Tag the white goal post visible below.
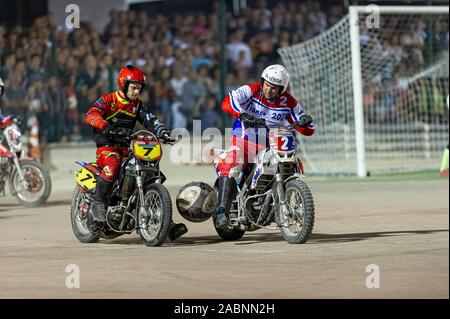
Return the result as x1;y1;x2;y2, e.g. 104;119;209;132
279;6;449;177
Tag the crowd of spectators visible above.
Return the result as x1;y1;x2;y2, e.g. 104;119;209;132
0;0;447;146
360;15;449;124
0;0;344;144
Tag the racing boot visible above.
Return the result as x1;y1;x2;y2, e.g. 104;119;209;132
213;176;237;230
91;176;114;223
168;221;188;241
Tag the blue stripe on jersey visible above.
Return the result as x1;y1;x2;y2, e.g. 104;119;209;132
291;108;304;122
229;93;241;114
91;105;105;111
291;111;298;121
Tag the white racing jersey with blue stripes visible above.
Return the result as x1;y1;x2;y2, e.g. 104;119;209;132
223;82;315;144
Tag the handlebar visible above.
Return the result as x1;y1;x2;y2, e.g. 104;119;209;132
160;136;176;145
109;129;177;145
241;118;299;132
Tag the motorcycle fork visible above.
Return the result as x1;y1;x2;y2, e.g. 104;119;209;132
11;156;27;194
274;173;290;227
134;162;149;228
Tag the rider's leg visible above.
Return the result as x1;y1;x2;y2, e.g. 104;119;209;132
91;175;115;222
91;148;121;222
213;175;238;229
213;136;267;229
213;137;241;229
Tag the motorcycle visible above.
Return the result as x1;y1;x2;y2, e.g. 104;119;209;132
212;123;315;244
0;116;52;207
70;129;176;246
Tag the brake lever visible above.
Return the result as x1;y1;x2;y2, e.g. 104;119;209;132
162;138;176;145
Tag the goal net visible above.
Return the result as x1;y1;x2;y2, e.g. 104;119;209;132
278;6;449;176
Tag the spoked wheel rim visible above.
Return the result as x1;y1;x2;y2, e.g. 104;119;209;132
139;190;163;242
13;165;45;203
283;188;305;236
74;192;91;235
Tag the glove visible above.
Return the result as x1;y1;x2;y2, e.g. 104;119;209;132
296;114;313;128
0;77;4;97
239;113;257;127
159;130;172;143
103;124;132;140
254;118;267;128
102;124;114;138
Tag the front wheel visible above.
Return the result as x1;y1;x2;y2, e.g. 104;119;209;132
138;183;172;247
278;179;315;244
9;160;52;207
70;186;99;243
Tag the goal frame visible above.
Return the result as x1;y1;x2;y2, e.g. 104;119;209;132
349;5;449;177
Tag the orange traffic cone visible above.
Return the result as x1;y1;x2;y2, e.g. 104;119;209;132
28;119;41;160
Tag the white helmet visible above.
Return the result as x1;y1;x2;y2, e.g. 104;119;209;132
261;64;290;94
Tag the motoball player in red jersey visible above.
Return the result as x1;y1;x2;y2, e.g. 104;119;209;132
213;64;316;229
85;65;188;241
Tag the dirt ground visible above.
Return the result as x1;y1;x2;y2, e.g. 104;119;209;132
0;174;448;299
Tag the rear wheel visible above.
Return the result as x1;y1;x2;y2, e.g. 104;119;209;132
278;179;315;244
138;183;172;247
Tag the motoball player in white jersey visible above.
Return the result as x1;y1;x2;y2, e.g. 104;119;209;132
213;64;316;229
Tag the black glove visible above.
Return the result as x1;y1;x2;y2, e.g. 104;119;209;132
159;130;173;144
102;124;114;138
240;113;257;127
103;124;132;141
254;118;267;128
296;114;313;128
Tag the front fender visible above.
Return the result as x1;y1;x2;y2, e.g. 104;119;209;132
19;157;39;163
143;174;166;189
284;174;303;184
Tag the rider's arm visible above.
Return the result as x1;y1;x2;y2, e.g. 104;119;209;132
137;103;168;137
294;122;315;136
85;95;110;130
221;83;259;118
286;102;315;136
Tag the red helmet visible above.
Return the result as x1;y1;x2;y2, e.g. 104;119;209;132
117;65;147;95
